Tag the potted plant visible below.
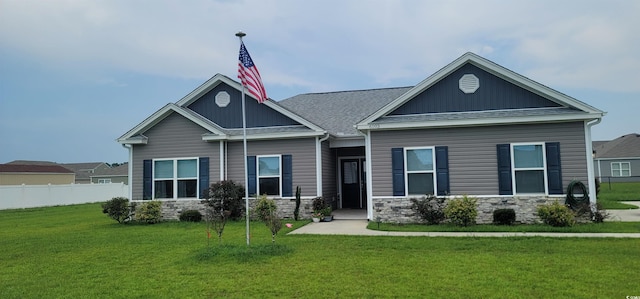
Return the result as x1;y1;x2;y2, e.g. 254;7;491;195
311;211;323;223
321;206;333;222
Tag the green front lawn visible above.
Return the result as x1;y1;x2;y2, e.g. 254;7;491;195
598;181;640;209
1;203;639;298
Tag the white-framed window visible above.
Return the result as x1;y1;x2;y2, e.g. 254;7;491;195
404;147;436;195
511;143;547;194
98;178;112;184
611;162;631;177
257;155;281;196
153;158;198;199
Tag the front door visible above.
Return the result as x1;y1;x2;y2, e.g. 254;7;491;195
341;158;366;209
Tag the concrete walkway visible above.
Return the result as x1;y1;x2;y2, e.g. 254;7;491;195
288;202;640;238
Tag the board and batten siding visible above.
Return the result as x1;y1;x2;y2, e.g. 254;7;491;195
321;141;337;202
131;113;220;200
226;138;317;197
370;121;588;196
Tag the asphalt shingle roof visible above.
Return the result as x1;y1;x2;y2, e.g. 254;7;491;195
278;87;412;136
593;133;640;158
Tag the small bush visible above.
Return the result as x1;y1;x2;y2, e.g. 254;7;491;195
537;201;576;227
179;210;202;222
136;201;162;224
101;197;131;223
444;195;478;226
254;195;278;221
493;208;516;225
591;203;609;223
410;195;446;224
312;197;327;213
202;181;245;220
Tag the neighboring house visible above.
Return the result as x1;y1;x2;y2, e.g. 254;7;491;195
90;163;129;184
60;162;111;184
7;160;112;184
0;164;75;185
593;133;640;182
118;52;604;223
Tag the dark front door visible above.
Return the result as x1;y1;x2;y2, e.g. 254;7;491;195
341;158;366;209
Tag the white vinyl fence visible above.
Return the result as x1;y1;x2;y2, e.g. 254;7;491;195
0;183;129;210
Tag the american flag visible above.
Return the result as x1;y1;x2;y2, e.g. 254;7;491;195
238;42;267;103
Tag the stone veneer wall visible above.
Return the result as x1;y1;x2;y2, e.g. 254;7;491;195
132;198;317;221
372;196;566;224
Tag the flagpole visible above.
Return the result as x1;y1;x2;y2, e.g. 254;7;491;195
236;31;250;246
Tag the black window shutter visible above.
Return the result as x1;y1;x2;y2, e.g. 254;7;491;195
247;156;256;196
545;142;563;194
391;148;405;196
198;157;209;199
143;159;152;200
496;144;513;195
282;154;293;197
435;146;450;196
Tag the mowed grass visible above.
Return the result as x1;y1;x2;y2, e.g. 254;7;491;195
598;181;640;209
1;203;640;298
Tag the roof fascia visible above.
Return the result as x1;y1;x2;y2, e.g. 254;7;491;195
357;113;602;131
202;130;325;142
358;52;604;126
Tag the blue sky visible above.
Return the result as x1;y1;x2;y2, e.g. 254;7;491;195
1;0;639;164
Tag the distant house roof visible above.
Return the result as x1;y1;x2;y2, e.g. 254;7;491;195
6;160;109;182
593;133;640;159
91;163;128;178
0;164;75;174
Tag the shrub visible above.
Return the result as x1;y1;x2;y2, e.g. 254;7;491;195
493;208;516;225
136;201;162;224
312;197;328;215
254;195;282;243
294;186;301;221
101;197;131;223
202;180;245;220
254;195;278;221
410;195;446;224
537;201;576;227
179;210;202;222
444;195;478;226
591;203;609;223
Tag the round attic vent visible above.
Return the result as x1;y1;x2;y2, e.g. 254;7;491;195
215;91;230;108
459;74;479;94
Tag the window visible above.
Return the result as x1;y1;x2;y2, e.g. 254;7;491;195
512;144;547;194
153;158;198;199
405;148;436;195
258;155;281;196
98;178;112;184
611;162;631;177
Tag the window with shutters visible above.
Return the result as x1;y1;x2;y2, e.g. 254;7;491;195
257;155;281;196
511;143;547;194
404;147;436;195
153;158;198;199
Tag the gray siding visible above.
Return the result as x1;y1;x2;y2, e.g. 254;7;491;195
389;63;561;115
321;142;337;202
226;138;317;197
187;82;300;128
370;121;588;196
595;158;640;182
131;112;220;200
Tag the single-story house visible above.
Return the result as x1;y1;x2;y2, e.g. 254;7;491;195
7;160;111;184
0;164;76;185
593;133;640;183
90;163;129;184
118;52;604;223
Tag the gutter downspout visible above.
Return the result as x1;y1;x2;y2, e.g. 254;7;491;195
122;144;133;200
315;133;330;197
585;118;602;206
